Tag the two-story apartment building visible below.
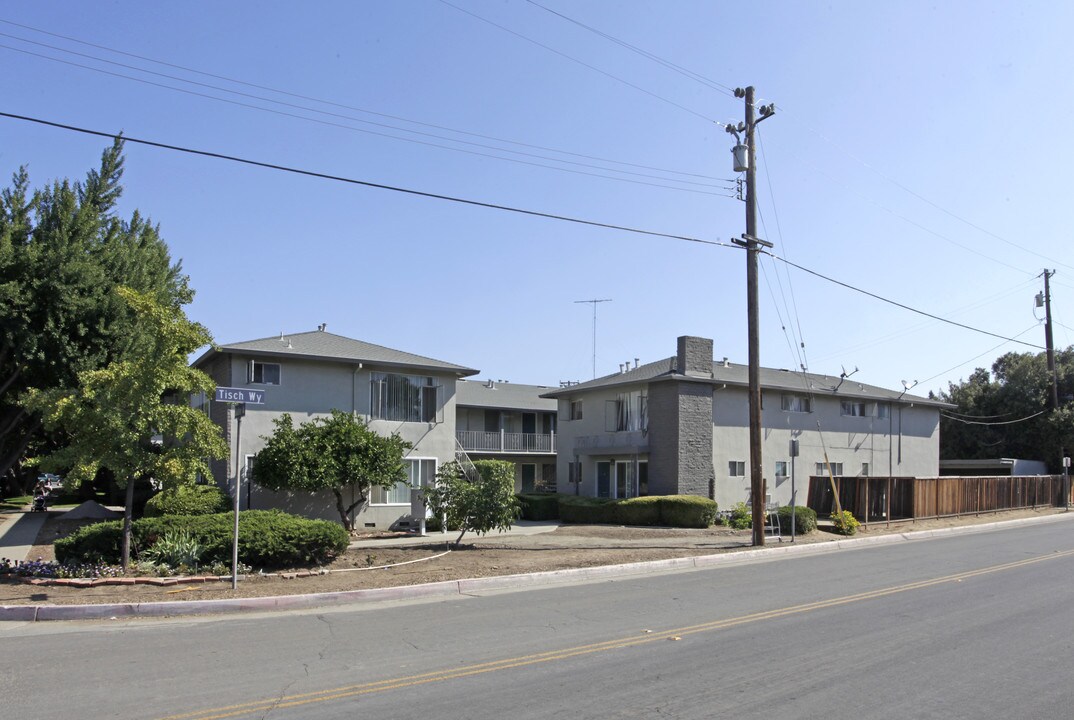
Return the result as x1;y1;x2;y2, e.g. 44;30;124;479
455;379;558;493
543;336;950;510
192;328;478;530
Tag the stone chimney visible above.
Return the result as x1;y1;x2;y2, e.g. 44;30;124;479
676;336;713;378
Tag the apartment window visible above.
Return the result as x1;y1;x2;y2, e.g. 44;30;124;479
775;461;789;478
608;391;647;432
781;394;812;413
569;399;584;421
877;403;890;419
840;401;866;417
248;361;281;385
861;462;871;476
370;458;436;505
729;461;746;477
815;461;844;476
370;373;442;423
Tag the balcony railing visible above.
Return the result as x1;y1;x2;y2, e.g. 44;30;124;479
456;430;556;454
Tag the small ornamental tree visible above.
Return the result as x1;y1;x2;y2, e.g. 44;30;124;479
424;459;521;547
23;287;228;569
252;410;411;531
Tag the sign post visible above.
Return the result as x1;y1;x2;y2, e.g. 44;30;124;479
214;387;266;590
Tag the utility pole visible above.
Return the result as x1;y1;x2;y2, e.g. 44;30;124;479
1042;270;1058;410
575;298;612;379
728;87;776;546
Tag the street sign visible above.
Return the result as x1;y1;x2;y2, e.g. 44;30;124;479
214;387;266;404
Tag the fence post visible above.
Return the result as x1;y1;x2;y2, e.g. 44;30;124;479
886;476;892;528
864;477;870;529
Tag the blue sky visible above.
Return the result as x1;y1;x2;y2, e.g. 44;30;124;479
2;1;1071;395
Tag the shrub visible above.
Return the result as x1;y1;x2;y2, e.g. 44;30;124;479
777;505;817;534
557;496;616;524
141;529;203;570
728;502;752;530
56;510;349;568
558;495;716;528
830;509;860;536
517;493;561;521
143;484;229;518
658;496;717;528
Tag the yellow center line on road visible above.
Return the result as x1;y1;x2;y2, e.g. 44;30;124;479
157;547;1074;720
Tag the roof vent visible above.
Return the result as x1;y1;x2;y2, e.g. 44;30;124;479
486;379;495;389
317;323;327;332
634;357;639;369
286;339;293;349
722;357;730;367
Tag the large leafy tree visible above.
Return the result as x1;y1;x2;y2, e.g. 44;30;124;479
253;410;411;531
938;347;1074;470
24;287;228;569
0;140;189;491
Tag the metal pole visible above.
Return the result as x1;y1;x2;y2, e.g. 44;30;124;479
231;403;244;590
574;299;612;380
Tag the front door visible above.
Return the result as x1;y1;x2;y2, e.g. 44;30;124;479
597;461;611;498
522;413;536;434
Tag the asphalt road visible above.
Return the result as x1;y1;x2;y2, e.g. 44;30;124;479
4;519;1074;720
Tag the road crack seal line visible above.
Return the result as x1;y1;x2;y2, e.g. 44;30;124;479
155;547;1074;720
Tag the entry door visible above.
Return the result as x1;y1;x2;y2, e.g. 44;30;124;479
597;462;611;498
522;413;536;434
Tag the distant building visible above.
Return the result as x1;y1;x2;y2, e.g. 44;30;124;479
543;336;950;510
455;379;558;493
939;458;1048;476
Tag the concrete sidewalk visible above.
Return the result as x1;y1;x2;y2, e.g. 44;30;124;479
0;510;49;563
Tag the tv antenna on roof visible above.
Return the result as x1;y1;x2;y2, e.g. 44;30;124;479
574;298;612;380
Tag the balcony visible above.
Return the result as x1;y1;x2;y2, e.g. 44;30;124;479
572;431;649;455
456;430;556;454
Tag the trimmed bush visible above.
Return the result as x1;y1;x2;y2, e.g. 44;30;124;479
143;484;229;518
55;510;349;568
777;505;817;534
517;493;561;521
657;496;717;528
557;495;717;528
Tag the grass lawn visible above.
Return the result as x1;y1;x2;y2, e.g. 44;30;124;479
1;495;32;512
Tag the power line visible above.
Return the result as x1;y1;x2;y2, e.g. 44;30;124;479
0;110;737;250
437;0;726;127
941;411;1047;426
765;250;1046;350
0;18;728;185
0;43;735;198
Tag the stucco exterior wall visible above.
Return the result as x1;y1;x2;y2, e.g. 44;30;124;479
215;354;461;530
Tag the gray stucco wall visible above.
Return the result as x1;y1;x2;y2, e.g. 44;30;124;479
213;353;461;530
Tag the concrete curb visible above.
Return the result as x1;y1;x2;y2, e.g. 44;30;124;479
3;512;1071;622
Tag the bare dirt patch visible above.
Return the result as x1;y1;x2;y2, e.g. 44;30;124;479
1;508;1065;607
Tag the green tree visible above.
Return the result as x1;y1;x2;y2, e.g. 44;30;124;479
23;287;227;569
424;459;521;547
939;348;1074;470
252;410;411;531
0;140;189;491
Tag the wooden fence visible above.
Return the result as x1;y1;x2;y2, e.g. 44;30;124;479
806;475;1072;527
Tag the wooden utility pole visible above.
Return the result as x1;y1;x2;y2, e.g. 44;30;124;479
1043;270;1058;410
729;87;775;546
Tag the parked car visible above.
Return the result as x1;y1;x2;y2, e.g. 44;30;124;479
38;474;63;494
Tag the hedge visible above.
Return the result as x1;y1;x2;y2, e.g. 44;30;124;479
143;484;230;518
557;495;716;528
776;505;817;534
516;493;561;520
55;510;349;568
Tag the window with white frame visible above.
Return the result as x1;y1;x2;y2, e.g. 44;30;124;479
781;394;812;413
370;373;441;423
775;461;789;478
370;458;436;505
729;460;746;477
877;403;890;419
840;401;866;417
608;390;647;432
248;361;281;385
815;461;844;476
569;399;583;421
